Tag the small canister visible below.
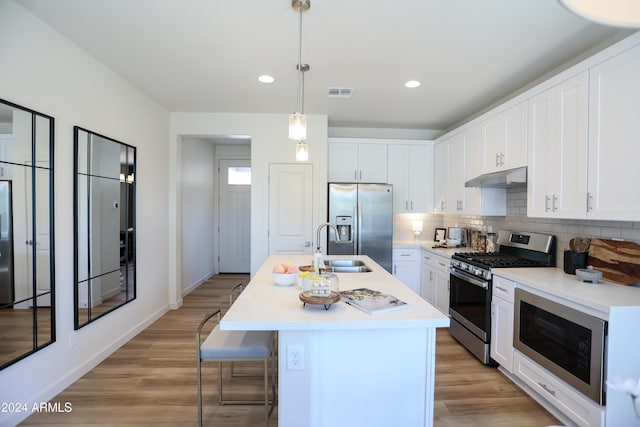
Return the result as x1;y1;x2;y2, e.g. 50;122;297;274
486;232;496;253
477;235;486;253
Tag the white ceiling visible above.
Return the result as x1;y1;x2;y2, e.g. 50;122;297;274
16;0;634;134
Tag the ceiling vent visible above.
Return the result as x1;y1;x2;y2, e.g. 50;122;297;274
327;87;353;98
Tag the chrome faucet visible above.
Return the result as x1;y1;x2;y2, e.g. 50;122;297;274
314;222;341;270
316;222;341;253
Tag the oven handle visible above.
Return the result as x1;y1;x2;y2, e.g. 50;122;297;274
449;268;489;289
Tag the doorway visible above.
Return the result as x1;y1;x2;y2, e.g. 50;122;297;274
218;159;251;273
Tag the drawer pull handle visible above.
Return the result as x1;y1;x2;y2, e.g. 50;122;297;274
538;382;556;397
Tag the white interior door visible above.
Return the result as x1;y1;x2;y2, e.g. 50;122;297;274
218;159;251;273
268;163;313;255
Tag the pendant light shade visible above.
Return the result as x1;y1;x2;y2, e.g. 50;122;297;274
559;0;640;27
289;112;307;141
296;140;309;161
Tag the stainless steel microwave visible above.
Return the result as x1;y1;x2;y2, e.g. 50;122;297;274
514;288;607;404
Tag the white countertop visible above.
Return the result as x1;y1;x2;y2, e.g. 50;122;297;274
394;240;473;258
493;267;640;318
220;254;450;331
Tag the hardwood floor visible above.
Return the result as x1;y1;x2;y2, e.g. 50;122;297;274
21;274;559;427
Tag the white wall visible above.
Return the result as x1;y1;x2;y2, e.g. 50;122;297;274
169;113;328;307
180;139;217;294
0;3;170;425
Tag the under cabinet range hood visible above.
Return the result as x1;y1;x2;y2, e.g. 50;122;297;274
465;166;527;189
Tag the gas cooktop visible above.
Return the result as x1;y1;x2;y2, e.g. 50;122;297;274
450;230;556;279
451;252;548;269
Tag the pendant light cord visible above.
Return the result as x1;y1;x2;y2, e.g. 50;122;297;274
296;1;304;114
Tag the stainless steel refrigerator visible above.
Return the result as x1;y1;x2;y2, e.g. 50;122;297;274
327;183;393;273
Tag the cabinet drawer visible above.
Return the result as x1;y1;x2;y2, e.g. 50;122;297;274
432;255;450;272
492;275;515;303
393;248;419;262
513;351;604;427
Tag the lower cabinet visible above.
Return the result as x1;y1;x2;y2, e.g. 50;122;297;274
490;275;515;372
392;248;420;294
513;351;604;427
420;250;450;315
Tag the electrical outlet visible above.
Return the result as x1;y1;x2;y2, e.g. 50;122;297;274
287;344;304;370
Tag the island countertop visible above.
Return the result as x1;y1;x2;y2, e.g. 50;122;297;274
220;254;449;331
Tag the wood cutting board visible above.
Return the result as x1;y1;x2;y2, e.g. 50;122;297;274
586;239;640;285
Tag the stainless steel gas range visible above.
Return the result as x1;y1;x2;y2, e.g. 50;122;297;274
448;230;556;365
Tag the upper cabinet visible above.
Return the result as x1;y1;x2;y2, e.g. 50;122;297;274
328;140;387;183
587;43;640;221
434;141;448;213
387;143;434;213
527;42;640;221
435;127;506;216
481;101;527;174
527;72;589;218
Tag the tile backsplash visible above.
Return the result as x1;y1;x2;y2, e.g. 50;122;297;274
395;188;640;270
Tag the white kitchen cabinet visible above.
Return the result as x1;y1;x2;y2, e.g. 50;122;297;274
387;143;434;213
587;43;640;221
527;72;589;219
433;141;448;213
420;251;435;304
490;275;515;373
420;250;449;315
328;140;387;183
433;257;450;316
436;129;506;216
445;133;466;213
481;101;527;174
392;248;420;294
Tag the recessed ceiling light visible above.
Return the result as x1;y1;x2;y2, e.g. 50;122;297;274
404;80;421;88
258;75;275;84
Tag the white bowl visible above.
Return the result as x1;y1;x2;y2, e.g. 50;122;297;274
272;272;297;286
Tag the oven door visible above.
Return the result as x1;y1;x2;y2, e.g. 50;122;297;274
449;267;491;342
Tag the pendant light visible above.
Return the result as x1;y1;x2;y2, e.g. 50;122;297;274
558;0;640;27
290;0;310;161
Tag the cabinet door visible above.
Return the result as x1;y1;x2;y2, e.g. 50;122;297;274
393;262;419;293
393;248;420;293
328;143;359;182
481;113;506;173
434;141;448;213
503;101;527;170
490;297;514;372
387;144;410;212
420;252;435;303
588;44;640;221
446;133;465;213
527;87;555;217
481;102;526;173
554;73;589;218
358;143;388;183
433;267;450;315
528;73;589;219
407;144;433;212
433;257;450;315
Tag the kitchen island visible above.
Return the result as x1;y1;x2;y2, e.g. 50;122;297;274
221;254;449;427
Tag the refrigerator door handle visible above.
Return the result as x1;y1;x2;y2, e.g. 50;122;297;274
356;202;362;255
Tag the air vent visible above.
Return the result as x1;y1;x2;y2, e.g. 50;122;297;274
327;87;353;98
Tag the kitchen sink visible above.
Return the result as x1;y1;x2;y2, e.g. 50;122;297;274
321;259;371;273
323;259;367;267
